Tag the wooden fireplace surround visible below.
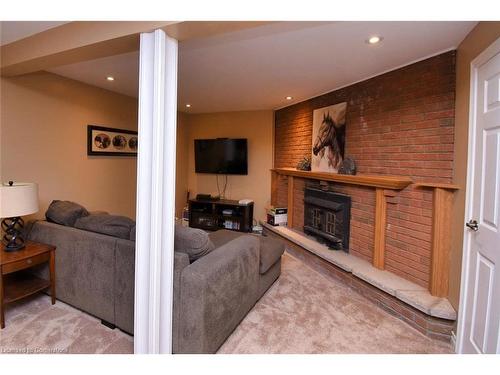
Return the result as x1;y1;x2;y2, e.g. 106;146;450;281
271;167;459;297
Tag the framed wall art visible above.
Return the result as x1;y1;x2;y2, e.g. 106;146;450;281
311;102;347;172
87;125;138;156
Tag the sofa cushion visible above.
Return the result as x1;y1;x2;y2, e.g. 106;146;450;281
175;224;215;262
130;225;136;241
209;230;284;274
208;229;243;249
74;214;135;240
259;236;285;274
46;200;89;227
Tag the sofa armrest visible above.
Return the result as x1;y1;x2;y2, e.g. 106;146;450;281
28;220;116;323
172;251;190;351
176;235;260;353
114;238;136;334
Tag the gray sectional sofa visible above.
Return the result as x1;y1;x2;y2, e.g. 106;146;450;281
27;201;284;353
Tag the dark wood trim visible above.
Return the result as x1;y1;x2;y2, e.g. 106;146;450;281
2;252;50;275
3;274;51;304
0;241;55;265
0;241;56;329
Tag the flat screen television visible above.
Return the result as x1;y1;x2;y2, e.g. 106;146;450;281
194;138;248;175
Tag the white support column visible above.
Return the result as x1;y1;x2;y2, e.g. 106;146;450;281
134;29;178;354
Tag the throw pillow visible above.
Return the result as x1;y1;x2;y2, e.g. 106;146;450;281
74;214;135;240
174;224;215;262
45;200;89;227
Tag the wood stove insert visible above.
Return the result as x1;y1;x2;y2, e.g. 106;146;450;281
303;187;351;252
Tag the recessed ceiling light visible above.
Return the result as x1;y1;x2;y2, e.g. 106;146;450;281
185;104;191;108
366;36;382;45
106;76;115;81
285;96;293;100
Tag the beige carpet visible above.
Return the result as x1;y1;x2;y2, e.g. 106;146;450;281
218;253;453;354
1;253;452;354
0;295;133;354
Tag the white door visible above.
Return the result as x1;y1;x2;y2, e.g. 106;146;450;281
458;38;500;354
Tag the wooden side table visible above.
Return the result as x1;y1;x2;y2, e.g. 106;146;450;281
0;241;56;329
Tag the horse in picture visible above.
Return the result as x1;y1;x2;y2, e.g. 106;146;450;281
311;102;347;172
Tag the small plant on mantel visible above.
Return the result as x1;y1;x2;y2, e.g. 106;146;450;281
296;156;311;171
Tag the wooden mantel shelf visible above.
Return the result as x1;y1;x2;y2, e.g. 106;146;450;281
272;168;413;190
414;182;460;190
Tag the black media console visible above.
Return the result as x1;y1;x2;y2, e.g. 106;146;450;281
188;198;254;233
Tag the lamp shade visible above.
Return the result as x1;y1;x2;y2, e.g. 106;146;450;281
0;182;39;218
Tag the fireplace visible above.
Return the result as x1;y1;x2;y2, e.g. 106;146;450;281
303;187;351;252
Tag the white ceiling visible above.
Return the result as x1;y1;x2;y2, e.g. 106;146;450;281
49;51;140;97
45;21;477;113
0;21;69;46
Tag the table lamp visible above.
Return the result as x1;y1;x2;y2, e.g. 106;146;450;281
0;181;39;251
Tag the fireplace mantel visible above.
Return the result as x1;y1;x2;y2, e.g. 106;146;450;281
271;167;458;298
271;167;413;278
271;168;413;190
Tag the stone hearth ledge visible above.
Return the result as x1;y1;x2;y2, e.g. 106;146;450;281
261;222;456;320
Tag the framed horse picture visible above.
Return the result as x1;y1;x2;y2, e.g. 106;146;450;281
311;102;347;172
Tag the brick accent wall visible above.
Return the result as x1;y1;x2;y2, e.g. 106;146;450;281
273;51;456;288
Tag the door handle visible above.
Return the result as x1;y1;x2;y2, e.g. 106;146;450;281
466;219;479;231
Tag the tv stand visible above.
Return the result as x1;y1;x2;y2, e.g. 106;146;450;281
188;198;254;233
